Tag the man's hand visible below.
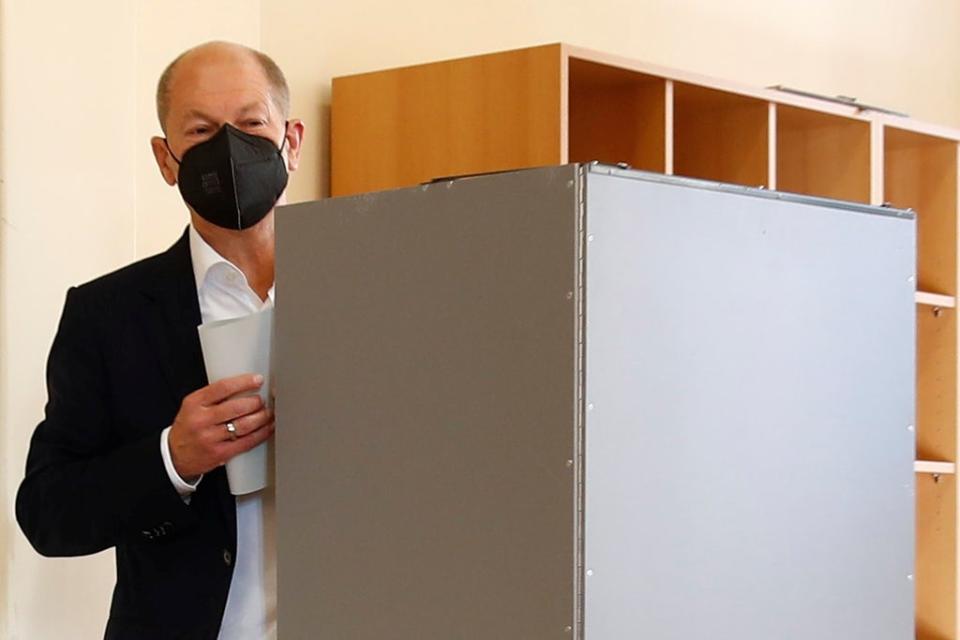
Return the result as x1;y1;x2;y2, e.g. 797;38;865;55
169;374;275;480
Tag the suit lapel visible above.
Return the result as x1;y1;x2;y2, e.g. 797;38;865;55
140;227;206;400
140;227;237;540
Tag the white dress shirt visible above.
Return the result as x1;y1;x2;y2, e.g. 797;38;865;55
159;224;276;639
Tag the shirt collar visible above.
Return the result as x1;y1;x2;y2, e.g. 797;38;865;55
187;225;276;302
188;224;229;292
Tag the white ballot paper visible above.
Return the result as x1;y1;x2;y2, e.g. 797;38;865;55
197;307;274;496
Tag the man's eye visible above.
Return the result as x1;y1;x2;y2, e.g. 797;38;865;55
244;120;265;128
190;127;210;136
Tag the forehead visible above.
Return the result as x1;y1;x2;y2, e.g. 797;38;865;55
167;50;274;120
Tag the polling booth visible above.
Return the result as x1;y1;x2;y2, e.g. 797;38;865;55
273;163;916;639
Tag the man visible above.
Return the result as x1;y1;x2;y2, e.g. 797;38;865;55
16;41;304;639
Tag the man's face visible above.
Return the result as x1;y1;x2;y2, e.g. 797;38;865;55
151;46;302;200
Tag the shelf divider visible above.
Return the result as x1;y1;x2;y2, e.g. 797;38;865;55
916;460;958;475
916;292;957;308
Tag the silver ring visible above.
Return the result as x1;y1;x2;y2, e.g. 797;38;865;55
225;421;238;441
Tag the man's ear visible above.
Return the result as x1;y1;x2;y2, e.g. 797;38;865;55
150;136;179;186
283;120;305;172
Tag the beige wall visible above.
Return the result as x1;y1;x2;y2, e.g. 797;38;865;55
0;2;260;638
1;3;137;638
2;0;958;637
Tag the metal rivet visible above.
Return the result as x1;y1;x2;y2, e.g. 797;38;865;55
907;275;916;284
566;291;574;300
223;550;233;566
566;459;574;468
907;425;915;433
566;180;575;189
587;403;594;411
564;626;573;633
586;569;594;577
587;234;595;243
907;574;914;582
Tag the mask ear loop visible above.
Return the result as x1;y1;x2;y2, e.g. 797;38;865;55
278;120;289;154
163;139;182;165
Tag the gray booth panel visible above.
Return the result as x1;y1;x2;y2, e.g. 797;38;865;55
275;166;582;639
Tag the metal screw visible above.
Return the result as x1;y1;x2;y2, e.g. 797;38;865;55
587;403;595;411
567;180;575;189
587;234;595;243
566;459;574;468
564;626;573;634
907;275;916;284
907;425;915;433
907;574;914;582
586;569;594;577
566;291;574;300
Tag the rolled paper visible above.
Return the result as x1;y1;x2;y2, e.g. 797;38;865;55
198;306;274;495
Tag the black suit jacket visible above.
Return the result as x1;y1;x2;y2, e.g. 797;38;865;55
16;228;236;639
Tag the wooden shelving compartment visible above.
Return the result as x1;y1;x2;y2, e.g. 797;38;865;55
916;304;957;469
892;126;960;639
918;473;958;640
568;58;666;172
916;303;959;639
885;127;959;296
331;44;564;196
776;105;871;203
673;83;770;187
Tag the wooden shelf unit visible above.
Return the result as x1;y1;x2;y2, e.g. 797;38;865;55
918;473;957;640
331;43;960;639
776;105;872;203
917;303;957;475
568;58;667;173
916;461;958;475
673;83;770;187
917;292;957;309
885;127;959;295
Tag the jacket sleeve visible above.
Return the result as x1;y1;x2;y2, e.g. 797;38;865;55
16;286;196;557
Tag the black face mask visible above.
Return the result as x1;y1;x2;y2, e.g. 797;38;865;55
166;123;289;230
